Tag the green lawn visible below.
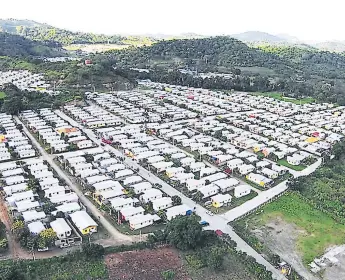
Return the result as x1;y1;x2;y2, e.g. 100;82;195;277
259;193;345;263
0;92;6;99
252;92;315;104
277;159;306;171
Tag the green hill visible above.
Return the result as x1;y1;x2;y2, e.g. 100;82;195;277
0;32;63;57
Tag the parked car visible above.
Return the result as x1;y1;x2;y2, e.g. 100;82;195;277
199;220;210;227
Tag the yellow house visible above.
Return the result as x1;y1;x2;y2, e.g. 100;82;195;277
305;137;319;143
70;211;98;235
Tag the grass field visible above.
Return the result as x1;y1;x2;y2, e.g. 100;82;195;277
277;159;306;171
252;92;315;104
256;193;345;263
0;92;6;99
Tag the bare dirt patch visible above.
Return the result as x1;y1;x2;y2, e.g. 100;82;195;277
253;217;320;280
105;247;191;280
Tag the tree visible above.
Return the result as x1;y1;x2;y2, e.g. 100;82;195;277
165;215;203;250
84;154;94;163
171;195;182;206
206;246;226;270
55;211;65;218
39;228;57;248
82;243;105;259
16;124;23;131
194;191;203;202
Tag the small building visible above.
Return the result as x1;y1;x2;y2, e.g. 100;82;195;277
70;211;98;235
120;206;145;221
140;189;163;203
211;193;232;208
166;204;192;221
22;210;46;223
198;184;219;198
246;173;273;187
166;167;184;178
28;221;45;235
234;185;251;198
213;178;239;193
129;214;160;230
50;218;72;239
238;164;255;175
152;197;173;211
132;182;152;194
110;197;135;211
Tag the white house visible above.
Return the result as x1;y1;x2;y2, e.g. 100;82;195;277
132;182;152;194
213;178;239;193
140;189;163;203
120;206;145;221
234;185;251;198
28;221;45;235
129;214;160;230
166;204;192;221
50;218;72;239
110;197;135;211
198;184;219;198
238;164;255;175
152;197;173;211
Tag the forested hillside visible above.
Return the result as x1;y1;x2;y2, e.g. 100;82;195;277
0;33;63;57
104;36;345;104
112;37;284;70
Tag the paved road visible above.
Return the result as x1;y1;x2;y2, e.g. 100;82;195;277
15;116;134;244
54;110;286;280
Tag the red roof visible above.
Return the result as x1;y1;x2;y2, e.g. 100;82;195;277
215;229;223;236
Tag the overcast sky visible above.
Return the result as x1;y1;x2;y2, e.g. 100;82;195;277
0;0;343;42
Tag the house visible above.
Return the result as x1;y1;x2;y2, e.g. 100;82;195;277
189;162;205;172
234;185;251;198
287;154;304;166
152;197;173;211
166;167;184;178
2;168;23;178
198;184;219;198
140;189;163;203
120;206;145;221
129;214;160;230
52;202;81;215
201;172;227;183
211;193;232;208
7;190;34;204
186;179;205;192
213;178;239;193
50;193;79;205
261;168;279;179
246;173;273;187
172;172;194;184
22;210;46;223
132;182;152;194
180;157;196;167
51;218;72;239
238;164;255;175
16;200;40;212
114;169;134;179
44;186;66;198
70;211;98;235
28;221;45;235
3;183;28;196
271;164;287;175
166;204;192;221
39;178;59;190
110;197;135;211
5;175;25;186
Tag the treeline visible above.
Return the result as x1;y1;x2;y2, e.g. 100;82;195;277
117;68;345;105
0;33;63;57
288;142;345;224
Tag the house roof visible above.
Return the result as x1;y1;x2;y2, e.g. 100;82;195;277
50;218;71;235
70;211;97;230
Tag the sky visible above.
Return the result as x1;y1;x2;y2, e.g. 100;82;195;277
0;0;344;42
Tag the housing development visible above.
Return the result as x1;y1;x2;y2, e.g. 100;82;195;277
2;76;344;279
